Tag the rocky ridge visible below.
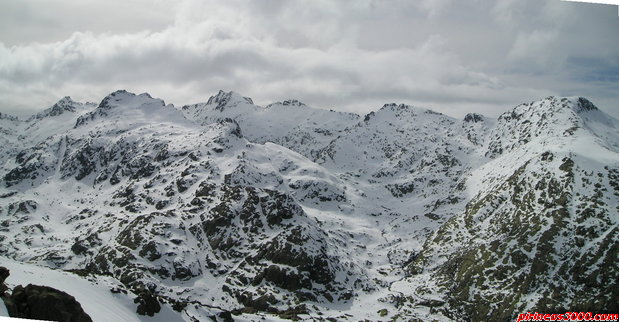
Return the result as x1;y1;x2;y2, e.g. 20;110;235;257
0;91;617;321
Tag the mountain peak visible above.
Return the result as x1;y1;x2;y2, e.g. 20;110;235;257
98;90;135;109
75;90;173;128
266;99;307;109
377;102;443;118
217;117;243;138
96;90;166;110
464;113;484;123
50;96;77;112
380;102;400;110
573;97;598;113
57;96;75;104
280;99;306;107
0;112;19;122
206;90;254;111
502;96;601;124
28;96;81;121
486;95;617;159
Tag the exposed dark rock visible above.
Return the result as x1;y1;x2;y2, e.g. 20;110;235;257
278;304;309;320
207;90;253;111
577;97;597;112
209;310;234;322
0;192;18;198
463;113;484;123
0;112;19;121
6;284;92;322
71;242;89;255
252;265;311;291
139;241;161;261
8;200;38;215
252;226;336;289
363;111;375;122
71;233;101;256
133;288;161;316
0;266;9;294
386;182;415;197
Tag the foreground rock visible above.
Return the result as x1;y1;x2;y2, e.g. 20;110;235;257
0;267;92;322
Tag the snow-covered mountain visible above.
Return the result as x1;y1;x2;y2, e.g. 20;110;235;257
0;91;617;321
181;90;360;161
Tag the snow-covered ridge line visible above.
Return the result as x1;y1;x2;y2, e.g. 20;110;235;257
3;89;611;129
0;89;617;321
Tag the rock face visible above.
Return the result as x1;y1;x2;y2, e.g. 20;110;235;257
0;267;10;295
8;284;93;322
398;97;619;320
133;287;161;316
463;112;484;123
406;155;618;320
0;91;617;321
0;267;92;322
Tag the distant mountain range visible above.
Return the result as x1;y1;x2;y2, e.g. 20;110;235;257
1;90;617;321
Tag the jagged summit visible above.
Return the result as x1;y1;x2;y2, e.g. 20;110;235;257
97;90;165;110
493;96;607;131
377;102;444;117
574;96;598;112
206;90;254;111
266;99;307;108
75;90;181;128
217;117;244;138
0;112;19;122
507;96;599;119
464;113;484;123
28;96;81;121
358;103;450;129
57;96;76;104
363;111;375;122
485;95;619;161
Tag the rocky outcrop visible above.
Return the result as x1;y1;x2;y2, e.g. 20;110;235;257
0;267;92;322
133;287;161;316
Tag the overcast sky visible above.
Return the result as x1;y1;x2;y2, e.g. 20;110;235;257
0;0;618;119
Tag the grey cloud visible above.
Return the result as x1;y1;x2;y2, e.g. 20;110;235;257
0;0;617;119
0;0;176;46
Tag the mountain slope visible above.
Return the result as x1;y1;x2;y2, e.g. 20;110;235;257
400;96;619;320
1;90;374;320
182;90;360;161
0;112;21;170
0;97;97;175
1;92;617;321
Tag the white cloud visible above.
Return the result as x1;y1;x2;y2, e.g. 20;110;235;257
0;0;617;119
